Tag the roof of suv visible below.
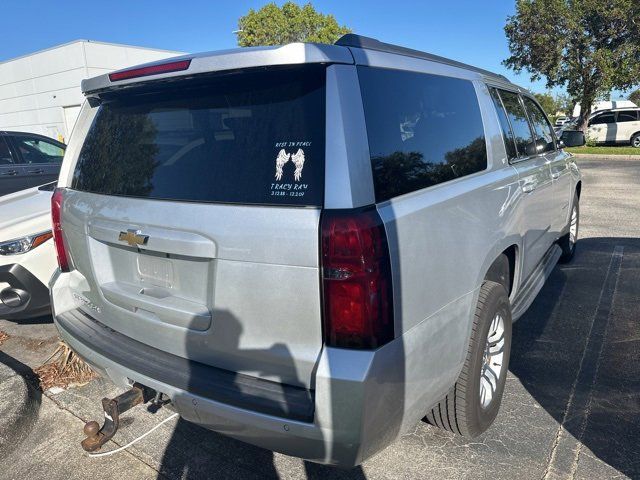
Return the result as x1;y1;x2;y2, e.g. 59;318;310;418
81;34;515;95
593;107;640;113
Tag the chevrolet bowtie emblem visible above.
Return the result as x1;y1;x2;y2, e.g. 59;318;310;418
118;229;149;247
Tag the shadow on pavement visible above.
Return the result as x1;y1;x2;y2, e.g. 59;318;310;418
510;237;640;478
159;419;366;480
1;313;54;326
0;350;42;458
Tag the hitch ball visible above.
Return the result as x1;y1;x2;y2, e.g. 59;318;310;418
84;421;100;438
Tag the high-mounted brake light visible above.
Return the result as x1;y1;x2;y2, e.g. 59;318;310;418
109;59;192;82
321;207;394;349
51;188;70;272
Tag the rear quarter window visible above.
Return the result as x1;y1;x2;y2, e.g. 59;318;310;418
357;67;487;202
72;65;326;206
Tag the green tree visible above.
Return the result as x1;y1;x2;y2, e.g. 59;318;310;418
533;92;558;117
74;109;159;197
504;0;640;132
629;89;640;106
554;93;574;116
237;2;351;47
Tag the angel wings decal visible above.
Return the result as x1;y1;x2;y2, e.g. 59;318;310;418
275;149;290;181
274;148;305;181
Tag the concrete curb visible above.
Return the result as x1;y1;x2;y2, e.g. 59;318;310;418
0;353;42;458
571;153;640;161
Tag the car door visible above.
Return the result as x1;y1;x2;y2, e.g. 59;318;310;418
496;89;556;281
615;110;640;144
7;133;65;187
587;112;615;143
521;96;572;238
0;134;29;196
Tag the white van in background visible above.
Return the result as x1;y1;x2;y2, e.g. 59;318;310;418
587;108;640;147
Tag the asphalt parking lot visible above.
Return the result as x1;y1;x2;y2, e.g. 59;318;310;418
0;157;638;480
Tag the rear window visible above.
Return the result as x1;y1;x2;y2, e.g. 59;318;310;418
357;66;487;202
72;66;326;206
617;110;639;122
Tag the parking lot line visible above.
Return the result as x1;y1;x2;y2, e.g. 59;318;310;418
543;246;624;480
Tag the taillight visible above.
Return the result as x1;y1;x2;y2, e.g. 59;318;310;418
108;59;191;82
321;207;394;349
51;188;70;272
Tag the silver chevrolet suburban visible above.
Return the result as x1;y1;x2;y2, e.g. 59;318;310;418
50;34;584;466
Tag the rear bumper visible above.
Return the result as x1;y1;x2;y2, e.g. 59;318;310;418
0;264;50;319
51;269;473;466
53;307;420;466
56;309;315;422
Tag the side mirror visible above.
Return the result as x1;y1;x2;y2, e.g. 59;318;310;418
524;141;538;157
560;130;585;148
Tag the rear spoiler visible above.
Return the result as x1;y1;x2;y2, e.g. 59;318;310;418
81;43;354;95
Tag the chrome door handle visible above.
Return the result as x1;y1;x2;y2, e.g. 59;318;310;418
0;169;18;176
27;168;44;174
551;172;561;179
522;183;536;193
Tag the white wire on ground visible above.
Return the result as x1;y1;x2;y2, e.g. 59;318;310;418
87;412;180;458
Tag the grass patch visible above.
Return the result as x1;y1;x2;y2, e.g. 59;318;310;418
565;146;640;155
35;340;97;391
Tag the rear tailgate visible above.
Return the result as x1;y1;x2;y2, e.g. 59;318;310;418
59;65;326;390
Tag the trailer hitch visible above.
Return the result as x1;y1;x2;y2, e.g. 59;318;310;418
81;383;155;452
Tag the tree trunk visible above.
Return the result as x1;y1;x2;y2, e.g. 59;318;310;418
578;91;595;134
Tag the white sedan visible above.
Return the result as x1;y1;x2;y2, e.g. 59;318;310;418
0;182;56;319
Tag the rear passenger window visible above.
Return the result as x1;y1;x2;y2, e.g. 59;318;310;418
0;137;13;165
617;111;639;122
357;67;487;202
489;88;517;161
498;90;536;158
12;135;65;164
590;113;615;125
522;97;556;154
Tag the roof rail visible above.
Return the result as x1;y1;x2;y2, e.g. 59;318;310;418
335;34;509;82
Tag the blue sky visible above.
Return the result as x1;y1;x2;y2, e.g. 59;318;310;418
0;0;630;99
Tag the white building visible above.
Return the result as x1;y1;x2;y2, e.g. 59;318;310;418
0;40;184;143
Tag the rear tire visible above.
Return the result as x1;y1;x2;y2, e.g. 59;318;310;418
559;192;579;263
484;254;510;294
631;133;640;148
424;281;512;437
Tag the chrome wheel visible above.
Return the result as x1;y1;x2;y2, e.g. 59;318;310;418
569;205;578;248
633;136;640;148
479;313;505;408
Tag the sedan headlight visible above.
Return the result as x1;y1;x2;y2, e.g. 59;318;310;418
0;231;53;256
